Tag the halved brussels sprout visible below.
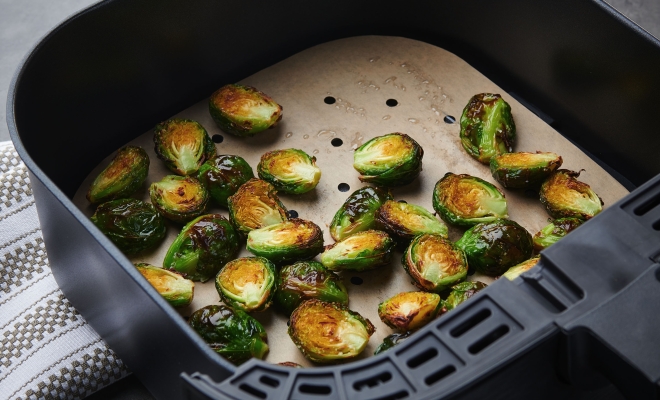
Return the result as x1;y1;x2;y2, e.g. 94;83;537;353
209;84;282;137
87;146;149;204
228;178;288;235
353;133;424;187
154;119;216;176
247;218;324;264
258;148;322;195
378;292;443;332
432;173;508;227
320;230;394;272
539;170;603;220
533;217;584;251
456;219;533;276
288;299;375;363
135;263;194;307
502;256;540;281
403;234;468;292
275;261;349;316
330;186;392;241
375;200;448;244
442;281;487;313
197;155;254;207
149;175;209;223
490;152;563;189
91;198;166;254
374;332;411;355
460;93;516;164
189;304;268;365
215;257;276;312
163;214;239;282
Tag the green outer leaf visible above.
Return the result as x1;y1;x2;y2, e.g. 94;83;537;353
197;155;254;207
227;178;288;235
320;230;394;272
443;281;488;312
403;234;468;292
490;152;562;189
153;118;216;176
539;170;603;220
375;200;448;245
246;218;324;265
87;146;149;204
502;256;541;281
353;133;424;187
135;263;194;307
533;217;584;251
215;257;276;313
329;186;392;241
374;332;411;355
209;84;282;137
257;148;321;194
149;175;209;223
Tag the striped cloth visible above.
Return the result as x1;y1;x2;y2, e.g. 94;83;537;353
0;141;128;399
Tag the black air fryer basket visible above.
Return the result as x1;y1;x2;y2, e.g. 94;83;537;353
8;0;660;399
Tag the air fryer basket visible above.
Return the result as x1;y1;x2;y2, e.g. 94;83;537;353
8;0;660;399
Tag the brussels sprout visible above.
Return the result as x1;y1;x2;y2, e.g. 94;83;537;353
149;175;209;223
330;186;392;241
455;219;533;276
442;281;487;312
403;234;468;292
378;292;443;332
490;152;563;189
215;257;276;312
209;84;282;137
228;179;288;235
374;332;411;355
320;230;394;272
135;263;194;307
247;218;324;264
154;119;216;176
275;261;348;315
502;256;540;281
353;133;424;187
460;93;516;164
533;217;584;251
278;362;304;368
189;304;268;365
288;299;375;363
539;170;603;220
257;148;321;194
197;155;255;207
432;173;508;227
87;146;149;204
91;198;166;254
163;214;239;282
375;200;448;244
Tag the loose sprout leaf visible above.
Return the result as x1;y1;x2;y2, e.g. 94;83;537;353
533;217;584;251
502;256;541;281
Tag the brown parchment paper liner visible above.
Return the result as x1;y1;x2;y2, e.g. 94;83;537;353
73;36;628;367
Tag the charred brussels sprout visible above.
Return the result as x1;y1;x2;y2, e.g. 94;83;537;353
164;214;239;282
149;175;208;223
189;305;268;365
456;219;533;276
533;217;584;251
540;170;603;220
247;218;324;264
442;281;487;312
87;146;149;204
460;93;516;164
432;173;508;227
376;200;448;244
403;234;468;292
135;263;194;307
289;299;375;363
215;257;276;312
209;84;282;137
353;133;424;187
503;256;540;280
154;119;216;176
275;261;348;315
374;332;411;355
257;148;321;194
320;230;394;272
228;179;288;235
378;292;443;332
197;155;254;207
91;198;165;254
490;152;563;189
330;186;392;241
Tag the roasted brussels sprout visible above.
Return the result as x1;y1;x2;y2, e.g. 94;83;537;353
442;281;487;313
247;218;324;264
288;299;375;363
378;292;443;332
490;152;563;189
215;257;276;312
274;261;349;315
330;186;392;241
539;170;603;220
456;219;533;276
460;93;516;164
87;146;149;204
135;263;194;307
432;173;508;227
197;155;254;207
320;230;394;272
149;175;209;223
375;200;448;244
403;234;468;292
209;84;282;137
353;133;424;187
153;119;216;176
374;332;411;355
257;148;321;194
189;304;268;365
91;198;166;254
502;256;540;280
163;214;239;282
228;178;288;235
533;217;584;251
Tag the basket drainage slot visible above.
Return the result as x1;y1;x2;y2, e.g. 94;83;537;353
259;375;280;388
425;365;456;385
450;308;491;337
239;383;267;399
374;390;409;400
634;193;660;216
407;348;438;368
353;371;392;391
468;325;510;354
299;384;332;395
